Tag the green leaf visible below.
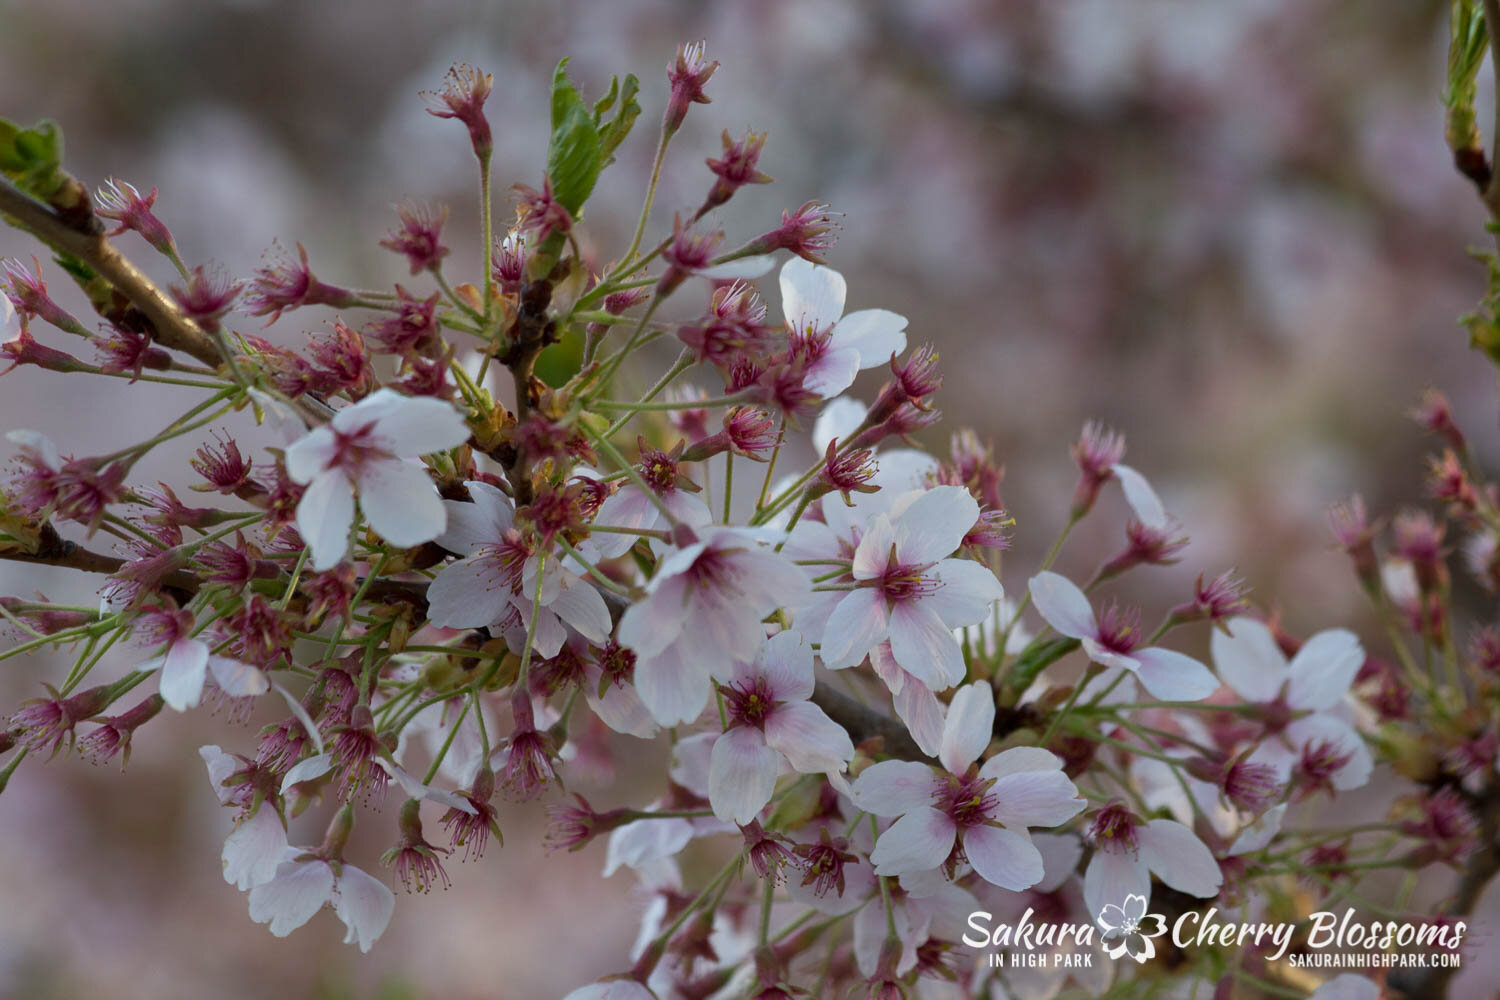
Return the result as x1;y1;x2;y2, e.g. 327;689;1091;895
0;118;65;200
546;59;602;217
595;74;641;167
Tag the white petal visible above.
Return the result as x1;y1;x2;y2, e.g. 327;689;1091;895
633;642;711;727
819;589;890;669
870;806;957;876
708;727;779;824
1112;464;1166;530
1027;572;1097;640
668;732;718;798
248;859;334;937
664;489;713;528
1210;617;1288;703
812;397;868;455
765;701;854;773
426;555;511;629
296;472;355;571
436;482;512;554
284;426;337;485
1287;628;1364;711
334;864;396;952
891;673;945;758
1081;637;1142;674
988;770;1086;829
758;630;815;701
801;347;861;400
1083;848;1150;918
1132;647;1219;702
889;599;967;690
893;487;979;564
978;746;1065;781
548;577;612;642
924;559;1004;628
1286;715;1374;791
200;745;238;804
208;655;269;698
779;258;846;331
586;678;659;739
851;760;939;816
963;823;1044;891
158;638;209;712
357;458;445;548
223;805;288;891
617;575;691;658
850;514;896;580
367;392;469;457
831;309;908;369
1139;819;1222;898
280;753;334;794
938;682;994;775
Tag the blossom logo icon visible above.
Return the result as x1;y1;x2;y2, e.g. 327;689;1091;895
1096;894;1168;963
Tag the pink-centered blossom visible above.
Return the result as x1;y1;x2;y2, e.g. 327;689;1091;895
777;258;907;400
425;481;611;657
1028;571;1219;701
617;527;810;725
247;847;395;952
283;388;469;570
707;632;854;824
138;604;267;712
818;486;1004;688
1210;616;1372;791
851;683;1085;889
1082;802;1223;916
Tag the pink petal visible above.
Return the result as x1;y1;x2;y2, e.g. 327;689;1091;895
426;555;511;628
1027;572;1096;640
978;746;1065;782
1139;819;1222;898
334;864;396;952
617;575;691;658
633;642;711;727
1083;848;1150;919
765;701;854;773
208;655;269;698
1210;616;1289;703
870;806;957;876
938;681;994;775
436;481;513;554
819;589;890;669
590;487;657;558
158;638;209;712
295;471;354;571
758;631;815;701
1132;646;1219;702
357;458;445;548
923;558;1004;628
1287;628;1363;711
963;823;1044;891
851;760;940;817
779;258;846;331
223;805;288;890
893;486;978;565
248;858;334;937
891;673;944;758
547;577;611;642
850;514;896;581
708;727;779;824
889;599;966;689
987;770;1086;829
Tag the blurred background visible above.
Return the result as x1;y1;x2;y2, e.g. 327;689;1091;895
1;0;1497;996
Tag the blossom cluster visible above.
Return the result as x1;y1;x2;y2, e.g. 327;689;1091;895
0;40;1492;1000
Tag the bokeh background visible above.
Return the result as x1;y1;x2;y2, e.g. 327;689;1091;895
2;0;1498;997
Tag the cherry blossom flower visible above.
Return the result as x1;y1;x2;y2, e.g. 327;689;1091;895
1028;571;1219;701
1210;616;1372;791
1082;802;1223;916
138;605;267;712
617;527;809;725
851;683;1085;889
818;486;1004;688
247;848;395;952
707;632;854;824
283;388;469;570
425;481;611;656
778;258;907;399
